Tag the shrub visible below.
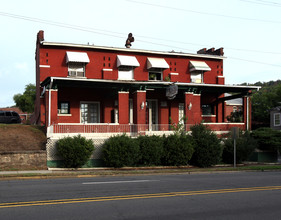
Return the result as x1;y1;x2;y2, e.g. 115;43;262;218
137;135;164;166
190;124;222;167
56;135;94;168
251;127;281;152
102;134;140;168
162;134;194;166
222;131;257;164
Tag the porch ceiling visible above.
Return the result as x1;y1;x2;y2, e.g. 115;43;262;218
41;77;260;96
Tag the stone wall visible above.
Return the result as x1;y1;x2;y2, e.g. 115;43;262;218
0;151;47;170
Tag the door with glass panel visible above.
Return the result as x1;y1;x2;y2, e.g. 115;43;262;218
81;103;99;123
146;100;158;131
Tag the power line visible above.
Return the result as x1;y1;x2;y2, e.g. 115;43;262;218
127;0;281;24
0;11;281;68
239;0;281;7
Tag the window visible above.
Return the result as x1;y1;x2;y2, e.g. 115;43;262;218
191;71;203;83
179;103;184;124
68;63;85;77
274;113;281;126
81;102;100;123
59;102;70;114
202;104;213;115
149;71;162;81
118;66;134;80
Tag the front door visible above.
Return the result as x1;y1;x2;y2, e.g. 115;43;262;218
146;100;158;131
81;102;100;123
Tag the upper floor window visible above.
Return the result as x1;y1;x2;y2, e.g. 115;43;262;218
66;51;90;78
68;63;85;77
147;57;169;81
117;55;140;80
189;61;211;84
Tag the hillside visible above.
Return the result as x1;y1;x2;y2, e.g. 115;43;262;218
0;124;46;151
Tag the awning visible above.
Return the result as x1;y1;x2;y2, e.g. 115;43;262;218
190;61;211;72
117;55;140;67
66;51;90;63
147;57;169;69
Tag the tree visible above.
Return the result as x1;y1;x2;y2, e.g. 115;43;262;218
13;83;36;113
251;81;281;127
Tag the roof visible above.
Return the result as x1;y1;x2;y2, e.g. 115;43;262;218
41;41;226;60
41;77;260;95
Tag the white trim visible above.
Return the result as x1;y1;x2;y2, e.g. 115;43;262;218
58;114;72;117
169;72;179;76
39;65;50;68
193;94;201;96
185;92;194;95
103;69;113;71
202;115;216;117
217;76;225;78
118;91;129;94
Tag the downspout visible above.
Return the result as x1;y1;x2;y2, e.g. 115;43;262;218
48;78;53;127
246;96;249;130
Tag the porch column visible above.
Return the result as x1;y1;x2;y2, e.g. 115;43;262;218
44;90;49;127
133;90;146;129
50;89;58;125
118;91;129;124
193;94;202;124
243;96;251;130
185;92;194;124
216;94;224;123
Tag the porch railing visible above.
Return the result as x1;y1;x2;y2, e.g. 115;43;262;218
51;123;245;134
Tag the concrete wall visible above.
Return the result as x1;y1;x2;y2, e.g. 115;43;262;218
0;151;47;170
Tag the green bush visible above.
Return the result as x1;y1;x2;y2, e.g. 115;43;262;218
137;135;164;166
190;124;222;167
251;127;281;152
102;134;140;168
56;135;94;168
162;134;194;166
222;131;257;164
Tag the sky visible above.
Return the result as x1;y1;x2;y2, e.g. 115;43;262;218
1;0;281;107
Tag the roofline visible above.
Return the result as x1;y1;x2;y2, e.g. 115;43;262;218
41;41;226;60
41;77;261;91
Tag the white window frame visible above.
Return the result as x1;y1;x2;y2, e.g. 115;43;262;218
274;113;281;126
68;63;85;77
80;101;100;124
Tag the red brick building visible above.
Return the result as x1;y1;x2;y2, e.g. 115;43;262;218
33;30;259;137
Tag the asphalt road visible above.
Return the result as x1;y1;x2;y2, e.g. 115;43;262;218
1;171;281;219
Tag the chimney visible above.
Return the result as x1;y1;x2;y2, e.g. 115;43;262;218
197;48;207;54
37;30;44;43
213;47;224;56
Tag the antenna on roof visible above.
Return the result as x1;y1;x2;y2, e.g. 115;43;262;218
125;33;134;48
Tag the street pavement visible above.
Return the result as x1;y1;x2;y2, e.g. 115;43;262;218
1;171;281;219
